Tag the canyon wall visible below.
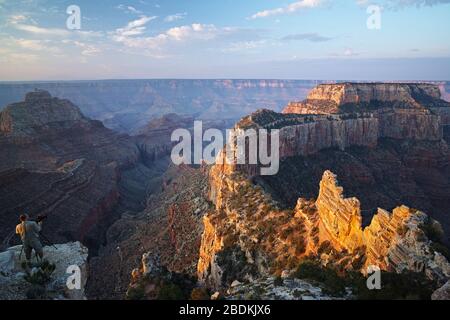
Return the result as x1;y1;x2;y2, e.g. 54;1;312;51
284;83;449;114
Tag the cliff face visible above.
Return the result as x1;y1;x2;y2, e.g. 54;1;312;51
283;83;450;114
311;171;450;282
199;169;450;290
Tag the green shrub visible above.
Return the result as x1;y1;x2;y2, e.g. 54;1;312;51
23;260;56;286
126;284;146;300
431;242;450;260
421;218;445;243
349;271;436;300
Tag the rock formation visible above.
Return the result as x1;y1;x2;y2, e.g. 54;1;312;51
199;169;450;292
0;241;88;300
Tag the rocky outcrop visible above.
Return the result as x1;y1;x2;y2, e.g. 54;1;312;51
0;90;87;135
432;280;450;300
309;171;450;282
199;169;450;291
0;242;88;300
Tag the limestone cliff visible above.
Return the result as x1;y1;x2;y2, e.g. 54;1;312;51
198;169;450;291
221;107;443;177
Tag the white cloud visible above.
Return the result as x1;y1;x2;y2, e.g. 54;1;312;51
8;15;28;24
249;0;324;19
356;0;450;7
64;40;101;56
14;39;61;54
114;15;157;39
386;0;450;7
13;23;70;36
8;15;103;38
116;4;143;14
113;21;236;58
164;12;187;22
223;40;269;53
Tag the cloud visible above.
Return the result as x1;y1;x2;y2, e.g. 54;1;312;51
62;40;101;56
114;15;157;39
116;4;143;14
13;23;70;36
282;32;334;42
14;39;61;54
330;48;361;57
249;0;324;19
164;12;187;22
356;0;450;8
112;21;256;58
386;0;450;7
222;40;269;53
8;15;103;38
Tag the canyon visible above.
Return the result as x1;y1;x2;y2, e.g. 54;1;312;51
1;82;450;300
1;80;448;134
0;80;322;134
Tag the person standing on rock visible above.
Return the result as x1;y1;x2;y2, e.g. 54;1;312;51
15;214;44;261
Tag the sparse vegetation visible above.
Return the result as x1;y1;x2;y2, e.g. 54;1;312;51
348;271;437;300
293;260;346;296
20;260;56;300
420;217;450;260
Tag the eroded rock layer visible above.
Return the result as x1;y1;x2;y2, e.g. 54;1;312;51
199;169;450;290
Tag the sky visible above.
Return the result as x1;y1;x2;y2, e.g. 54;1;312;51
0;0;449;81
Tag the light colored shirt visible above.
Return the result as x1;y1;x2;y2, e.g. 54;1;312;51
15;221;41;243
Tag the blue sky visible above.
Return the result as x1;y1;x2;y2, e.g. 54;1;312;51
0;0;449;80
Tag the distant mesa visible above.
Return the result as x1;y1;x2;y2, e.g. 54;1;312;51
0;90;86;135
25;89;53;103
283;82;450;114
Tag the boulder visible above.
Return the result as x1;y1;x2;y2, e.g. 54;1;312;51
0;242;88;300
432;281;450;300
